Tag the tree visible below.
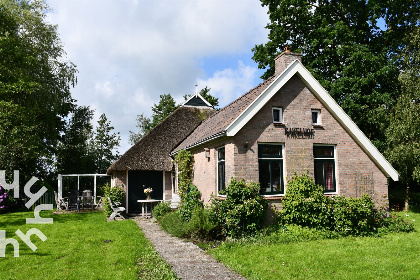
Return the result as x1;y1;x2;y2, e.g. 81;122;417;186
150;93;178;128
386;27;420;211
129;94;177;145
129;113;152;145
56;106;95;174
252;0;419;150
0;0;77;184
91;113;121;173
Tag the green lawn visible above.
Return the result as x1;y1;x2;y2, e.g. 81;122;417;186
208;211;420;280
0;211;177;280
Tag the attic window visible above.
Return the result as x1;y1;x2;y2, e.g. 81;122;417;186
272;107;283;124
312;109;321;126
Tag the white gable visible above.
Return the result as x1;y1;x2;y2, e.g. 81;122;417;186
225;60;399;181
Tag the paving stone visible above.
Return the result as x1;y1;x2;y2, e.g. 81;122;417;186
132;216;246;280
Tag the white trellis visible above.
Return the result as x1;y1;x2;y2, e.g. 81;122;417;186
57;174;110;204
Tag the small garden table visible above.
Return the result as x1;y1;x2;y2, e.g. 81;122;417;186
137;199;162;218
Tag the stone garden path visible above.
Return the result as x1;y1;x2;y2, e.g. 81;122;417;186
132;216;247;280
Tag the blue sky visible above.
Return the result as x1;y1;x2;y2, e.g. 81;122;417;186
46;0;269;153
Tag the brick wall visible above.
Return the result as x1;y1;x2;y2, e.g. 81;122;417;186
234;75;388;205
111;171;127;207
188;59;389;208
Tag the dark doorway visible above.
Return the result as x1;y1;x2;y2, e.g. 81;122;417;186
127;170;163;213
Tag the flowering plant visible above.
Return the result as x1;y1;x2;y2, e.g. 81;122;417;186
0;185;6;211
144;188;153;195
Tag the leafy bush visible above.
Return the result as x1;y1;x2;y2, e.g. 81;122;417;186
179;184;203;221
277;173;414;236
210;178;268;238
102;184;125;217
381;213;415;233
280;173;329;228
152;201;172;220
186;205;220;240
159;210;189;238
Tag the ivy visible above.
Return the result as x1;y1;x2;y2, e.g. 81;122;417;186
174;149;194;202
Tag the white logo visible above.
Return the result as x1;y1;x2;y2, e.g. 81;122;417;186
0;170;53;257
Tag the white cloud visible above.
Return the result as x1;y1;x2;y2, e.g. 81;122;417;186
45;0;269;153
197;61;259;106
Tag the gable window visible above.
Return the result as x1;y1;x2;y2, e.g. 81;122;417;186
312;109;321;125
258;144;284;195
217;147;225;193
314;146;336;192
272;107;283;124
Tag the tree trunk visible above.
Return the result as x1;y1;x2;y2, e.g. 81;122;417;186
404;181;410;211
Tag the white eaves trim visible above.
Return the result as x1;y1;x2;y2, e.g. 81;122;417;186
225;60;399;181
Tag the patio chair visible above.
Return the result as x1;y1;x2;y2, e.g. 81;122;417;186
54;191;68;211
108;197;125;220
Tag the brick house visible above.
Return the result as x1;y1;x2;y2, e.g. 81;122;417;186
108;51;398;213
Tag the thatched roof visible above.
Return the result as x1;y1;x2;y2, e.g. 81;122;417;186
107;107;215;174
172;76;276;154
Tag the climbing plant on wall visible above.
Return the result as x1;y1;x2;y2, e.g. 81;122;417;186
174;149;194;202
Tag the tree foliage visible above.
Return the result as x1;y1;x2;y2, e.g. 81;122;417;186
0;0;77;184
386;27;420;210
252;0;419;149
56;106;95;174
56;109;121;175
91;113;121;173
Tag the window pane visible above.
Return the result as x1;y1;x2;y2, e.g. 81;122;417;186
314;146;334;158
259;145;282;158
271;161;282;192
259;161;271;193
273;109;280;122
218;148;225;160
218;162;225;192
314;161;324;186
312;111;318;124
325;162;334;191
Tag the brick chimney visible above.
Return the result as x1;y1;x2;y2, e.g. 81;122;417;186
274;46;302;76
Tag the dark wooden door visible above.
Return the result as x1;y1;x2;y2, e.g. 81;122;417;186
127;170;163;212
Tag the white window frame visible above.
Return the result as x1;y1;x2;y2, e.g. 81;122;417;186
311;109;321;126
272;107;283;124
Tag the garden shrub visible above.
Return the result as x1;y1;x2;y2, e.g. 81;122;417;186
278;173;414;236
210;178;268;239
186;205;220;240
159;210;189;238
102;184;125;217
179;184;203;221
381;213;415;233
279;173;329;228
152;201;172;220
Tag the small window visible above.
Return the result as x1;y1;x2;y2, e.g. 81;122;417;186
312;109;321;125
217;147;225;193
272;107;283;123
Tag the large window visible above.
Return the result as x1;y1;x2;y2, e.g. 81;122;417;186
314;146;336;192
217;147;225;193
258;144;284;195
